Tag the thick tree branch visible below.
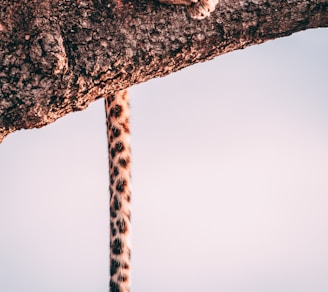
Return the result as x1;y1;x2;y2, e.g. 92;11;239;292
0;0;327;142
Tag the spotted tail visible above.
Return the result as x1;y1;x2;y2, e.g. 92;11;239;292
105;90;131;292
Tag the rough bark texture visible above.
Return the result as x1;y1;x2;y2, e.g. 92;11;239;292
0;0;327;142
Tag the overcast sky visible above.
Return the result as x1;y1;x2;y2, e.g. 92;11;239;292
1;28;328;292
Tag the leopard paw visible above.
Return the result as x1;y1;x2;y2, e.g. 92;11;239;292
187;0;218;19
158;0;197;6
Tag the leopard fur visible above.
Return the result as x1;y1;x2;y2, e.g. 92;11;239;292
158;0;219;20
105;90;131;292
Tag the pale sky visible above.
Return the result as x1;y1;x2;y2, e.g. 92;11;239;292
1;28;328;292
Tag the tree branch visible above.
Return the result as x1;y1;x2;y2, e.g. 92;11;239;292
0;0;327;142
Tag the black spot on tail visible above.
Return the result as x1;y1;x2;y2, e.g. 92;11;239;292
113;166;119;176
110;280;120;292
118;158;129;168
110;259;120;276
112;126;121;137
110;206;117;218
116;179;127;193
111;227;117;236
123;262;130;269
111;147;116;158
117;218;127;233
110;104;123;118
112;238;123;255
110;222;117;236
113;195;121;210
115;141;124;152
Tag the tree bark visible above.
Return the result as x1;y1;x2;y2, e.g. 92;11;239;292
0;0;327;142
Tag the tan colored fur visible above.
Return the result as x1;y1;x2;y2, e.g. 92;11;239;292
158;0;218;19
105;90;131;292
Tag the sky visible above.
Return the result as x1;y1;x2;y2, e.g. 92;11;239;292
1;27;328;292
